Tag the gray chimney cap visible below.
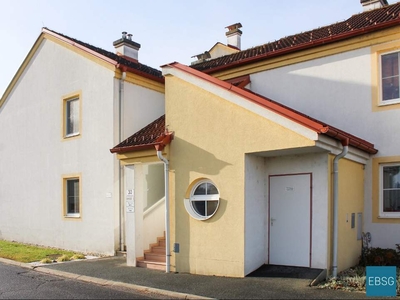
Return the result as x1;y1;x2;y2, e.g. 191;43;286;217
360;0;388;4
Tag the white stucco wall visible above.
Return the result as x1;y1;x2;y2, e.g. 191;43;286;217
0;38;117;255
250;46;400;249
121;81;164;140
244;154;267;275
264;152;329;269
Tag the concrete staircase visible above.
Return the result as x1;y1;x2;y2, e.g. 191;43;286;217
136;234;166;271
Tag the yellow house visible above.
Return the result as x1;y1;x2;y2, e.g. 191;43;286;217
111;61;377;277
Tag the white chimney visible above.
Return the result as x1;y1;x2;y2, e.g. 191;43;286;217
360;0;388;11
113;31;141;62
225;23;242;50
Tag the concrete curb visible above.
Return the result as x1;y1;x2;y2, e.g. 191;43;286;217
0;258;212;299
0;257;34;270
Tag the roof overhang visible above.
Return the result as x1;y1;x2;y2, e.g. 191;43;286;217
110;131;174;154
162;62;377;156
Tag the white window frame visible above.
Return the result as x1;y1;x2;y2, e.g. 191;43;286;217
379;50;400;106
64;176;81;218
379;163;400;218
184;180;220;221
64;96;80;138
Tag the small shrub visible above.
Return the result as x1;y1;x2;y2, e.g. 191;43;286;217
40;258;53;264
359;247;400;267
71;254;86;260
56;254;71;262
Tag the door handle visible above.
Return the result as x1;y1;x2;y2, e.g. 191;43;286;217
271;218;276;226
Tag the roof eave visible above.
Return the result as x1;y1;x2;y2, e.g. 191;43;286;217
116;64;165;84
323;127;378;154
110;142;162;154
110;131;174;154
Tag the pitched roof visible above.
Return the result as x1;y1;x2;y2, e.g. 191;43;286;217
192;2;400;73
110;115;173;153
163;62;378;154
43;28;163;81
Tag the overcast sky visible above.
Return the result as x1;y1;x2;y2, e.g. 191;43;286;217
0;0;395;96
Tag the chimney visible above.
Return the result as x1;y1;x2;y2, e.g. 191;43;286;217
190;51;211;65
360;0;388;11
225;23;242;50
113;31;141;62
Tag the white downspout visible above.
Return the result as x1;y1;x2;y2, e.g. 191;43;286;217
332;138;349;278
157;150;170;273
119;71;126;252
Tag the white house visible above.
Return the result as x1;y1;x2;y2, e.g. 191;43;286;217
0;28;165;256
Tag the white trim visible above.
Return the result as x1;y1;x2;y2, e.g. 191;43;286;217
183;179;220;221
379;50;400;106
65;177;80;217
378;162;400;218
315;135;370;164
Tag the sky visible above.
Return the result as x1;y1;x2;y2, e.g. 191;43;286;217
0;0;396;96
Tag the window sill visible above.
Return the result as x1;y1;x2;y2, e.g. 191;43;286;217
378;215;400;219
64;215;81;219
64;133;80;139
378;100;400;107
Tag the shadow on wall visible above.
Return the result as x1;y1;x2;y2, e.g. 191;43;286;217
250;49;377;144
170;136;232;175
170;136;232;273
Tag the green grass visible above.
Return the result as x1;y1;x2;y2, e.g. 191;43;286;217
0;240;83;263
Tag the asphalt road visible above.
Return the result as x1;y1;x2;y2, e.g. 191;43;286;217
0;262;171;299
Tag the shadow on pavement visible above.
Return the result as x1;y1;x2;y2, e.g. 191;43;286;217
247;264;323;280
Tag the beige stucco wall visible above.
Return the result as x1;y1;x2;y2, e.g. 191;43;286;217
165;75;316;277
328;156;364;273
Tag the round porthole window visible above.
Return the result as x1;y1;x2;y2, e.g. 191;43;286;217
184;180;220;220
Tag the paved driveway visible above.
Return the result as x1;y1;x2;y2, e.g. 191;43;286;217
39;257;367;299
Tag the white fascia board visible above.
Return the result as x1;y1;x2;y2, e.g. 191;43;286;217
316;135;370;164
162;66;319;141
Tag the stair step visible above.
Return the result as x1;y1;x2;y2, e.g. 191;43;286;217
116;251;126;257
152;246;165;254
137;259;166;271
144;252;166;262
136;234;167;270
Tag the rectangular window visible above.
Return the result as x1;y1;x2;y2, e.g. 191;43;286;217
64;177;81;218
381;52;400;104
64;96;80;138
380;163;400;217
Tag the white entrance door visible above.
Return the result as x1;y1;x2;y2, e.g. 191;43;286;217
269;174;311;267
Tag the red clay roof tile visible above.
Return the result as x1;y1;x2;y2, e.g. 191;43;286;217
192;2;400;73
110;115;169;153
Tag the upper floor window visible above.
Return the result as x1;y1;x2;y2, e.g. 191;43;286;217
381;52;400;105
63;94;81;138
380;163;400;217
